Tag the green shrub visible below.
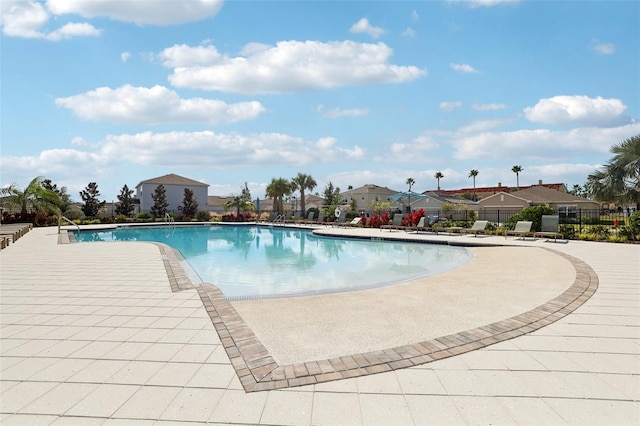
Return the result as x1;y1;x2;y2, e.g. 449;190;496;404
559;224;575;240
506;205;554;231
629;211;640;240
63;208;84;221
137;212;152;220
196;210;211;222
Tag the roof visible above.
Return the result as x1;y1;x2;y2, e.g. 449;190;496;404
439;182;566;196
136;173;209;188
514;186;596;204
342;184;398;196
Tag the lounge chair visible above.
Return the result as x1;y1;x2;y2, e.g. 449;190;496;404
534;215;564;242
506;221;533;240
303;211;315;223
381;213;404;231
344;217;363;227
460;220;489;237
411;216;432;233
314;211;325;224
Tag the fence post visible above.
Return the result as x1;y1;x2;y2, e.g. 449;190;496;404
579;209;582;233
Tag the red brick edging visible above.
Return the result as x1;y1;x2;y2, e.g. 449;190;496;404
157;243;598;392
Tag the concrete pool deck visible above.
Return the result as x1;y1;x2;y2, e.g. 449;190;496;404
1;224;639;424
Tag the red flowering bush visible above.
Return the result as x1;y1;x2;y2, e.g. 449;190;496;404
402;209;425;227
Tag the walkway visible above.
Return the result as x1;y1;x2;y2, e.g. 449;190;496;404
0;225;638;425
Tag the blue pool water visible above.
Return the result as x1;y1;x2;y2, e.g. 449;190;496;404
74;225;471;299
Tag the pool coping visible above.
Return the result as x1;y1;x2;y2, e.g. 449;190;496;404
62;226;599;393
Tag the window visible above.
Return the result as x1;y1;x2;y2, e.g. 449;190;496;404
558;205;577;218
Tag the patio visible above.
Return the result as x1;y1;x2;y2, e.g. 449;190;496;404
0;225;638;425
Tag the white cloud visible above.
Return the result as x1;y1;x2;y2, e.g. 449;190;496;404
402;27;416;38
349;17;386;39
411;10;419;21
472;103;507;111
450;63;478;73
452;0;521;8
55;85;267;124
439;101;462;112
319;106;370;119
46;0;223;26
166;41;426;94
0;0;100;40
45;22;101;40
374;135;440;163
450;122;640;161
121;52;131;62
157;44;223;67
0;129;365;191
523;95;628;126
590;40;615;55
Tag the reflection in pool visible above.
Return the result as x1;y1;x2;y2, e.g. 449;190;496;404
74;225;471;299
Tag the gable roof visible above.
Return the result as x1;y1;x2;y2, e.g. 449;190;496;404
136;173;209;188
514;186;595;204
342;184;398;197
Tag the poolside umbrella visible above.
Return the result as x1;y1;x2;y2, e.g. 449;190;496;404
389;191;428;211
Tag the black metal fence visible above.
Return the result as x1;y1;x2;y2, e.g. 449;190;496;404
433;208;633;232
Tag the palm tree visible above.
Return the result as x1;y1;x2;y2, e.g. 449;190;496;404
405;177;416;213
434;172;444;191
587;134;640;204
266;177;291;214
512;165;523;190
468;169;479;200
224;195;253;218
1;176;62;222
290;173;317;216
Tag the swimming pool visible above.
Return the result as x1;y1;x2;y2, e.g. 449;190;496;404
74;225;471;299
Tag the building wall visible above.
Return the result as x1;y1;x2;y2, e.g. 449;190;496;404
137;184;208;214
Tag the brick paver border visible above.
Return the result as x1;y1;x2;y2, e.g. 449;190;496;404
65;230;599;393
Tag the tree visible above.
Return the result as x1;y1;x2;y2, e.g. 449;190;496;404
512;165;523;190
79;182;105;218
322;181;341;207
115;184;135;216
587;134;640;205
179;188;198;218
42;179;71;211
405;177;416;213
266;178;291;214
150;184;169;218
468;169;479;200
1;176;62;222
434;171;444;191
224;195;253;218
291;173;317;216
224;183;253;218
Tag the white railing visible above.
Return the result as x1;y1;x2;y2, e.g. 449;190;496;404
58;216;80;234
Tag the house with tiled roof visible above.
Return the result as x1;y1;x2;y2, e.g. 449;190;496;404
136;173;209;214
439;180;568;200
341;184;399;215
477;184;600;222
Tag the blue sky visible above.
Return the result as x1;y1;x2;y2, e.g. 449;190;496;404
1;0;639;202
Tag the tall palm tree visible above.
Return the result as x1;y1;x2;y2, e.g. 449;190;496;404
266;177;291;214
1;176;62;222
587;134;640;204
434;172;444;191
512;165;523;190
468;169;479;200
290;173;317;216
405;177;416;213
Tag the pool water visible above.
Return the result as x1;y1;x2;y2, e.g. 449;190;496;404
74;225;471;299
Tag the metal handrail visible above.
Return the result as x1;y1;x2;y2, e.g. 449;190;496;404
58;216;80;234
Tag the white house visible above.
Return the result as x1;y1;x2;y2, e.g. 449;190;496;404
135;173;209;214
